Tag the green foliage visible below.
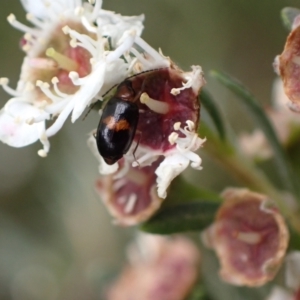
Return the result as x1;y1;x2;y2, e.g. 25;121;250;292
211;70;300;200
140;201;219;234
200;89;226;141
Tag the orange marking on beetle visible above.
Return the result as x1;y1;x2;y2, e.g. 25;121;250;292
103;116;130;131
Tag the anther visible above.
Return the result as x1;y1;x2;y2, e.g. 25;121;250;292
173;122;181;130
235;231;262;245
36;80;43;87
46;47;78;72
62;26;70;34
140;92;169;114
24;33;32;41
7;14;16;23
38;149;47;157
70;39;77;48
51;77;59;85
168;132;179;145
26;13;33;21
0;78;9;85
186;120;195;131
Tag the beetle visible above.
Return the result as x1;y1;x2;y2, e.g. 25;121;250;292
95;79;139;165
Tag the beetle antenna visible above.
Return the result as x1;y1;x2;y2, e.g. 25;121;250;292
132;131;142;167
82;83;120;121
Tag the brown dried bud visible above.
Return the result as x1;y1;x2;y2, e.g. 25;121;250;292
203;188;289;287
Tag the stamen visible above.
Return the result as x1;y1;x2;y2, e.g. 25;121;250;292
46;47;78;72
134;36;169;68
7;14;38;36
140;92;169;114
26;13;44;28
130;48;152;68
168;132;179;145
185;120;195;131
235;231;262;245
38;132;50;158
173;122;181;130
24;33;33;41
124;193;137;214
36;80;62;103
90;0;102;21
51;77;68;97
107;34;135;63
0;78;21;97
65;27;97;56
38;149;47;157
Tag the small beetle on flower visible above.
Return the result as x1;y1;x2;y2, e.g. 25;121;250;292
0;0;206;206
89;62;206;212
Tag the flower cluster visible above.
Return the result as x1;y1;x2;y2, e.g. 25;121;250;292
0;0;206;223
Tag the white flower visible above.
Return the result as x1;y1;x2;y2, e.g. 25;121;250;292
0;0;147;156
155;121;205;198
90;63;205;200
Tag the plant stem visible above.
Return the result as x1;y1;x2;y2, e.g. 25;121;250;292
204;130;300;233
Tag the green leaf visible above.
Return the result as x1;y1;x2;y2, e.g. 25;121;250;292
211;70;300;199
140;202;219;234
281;7;300;31
164;176;222;207
200;89;226;140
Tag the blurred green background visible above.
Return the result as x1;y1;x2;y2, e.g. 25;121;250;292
0;0;298;299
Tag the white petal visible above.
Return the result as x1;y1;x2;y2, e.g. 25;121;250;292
97;12;144;45
155;154;189;199
70;62;106;122
0;102;45;147
20;0;65;19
